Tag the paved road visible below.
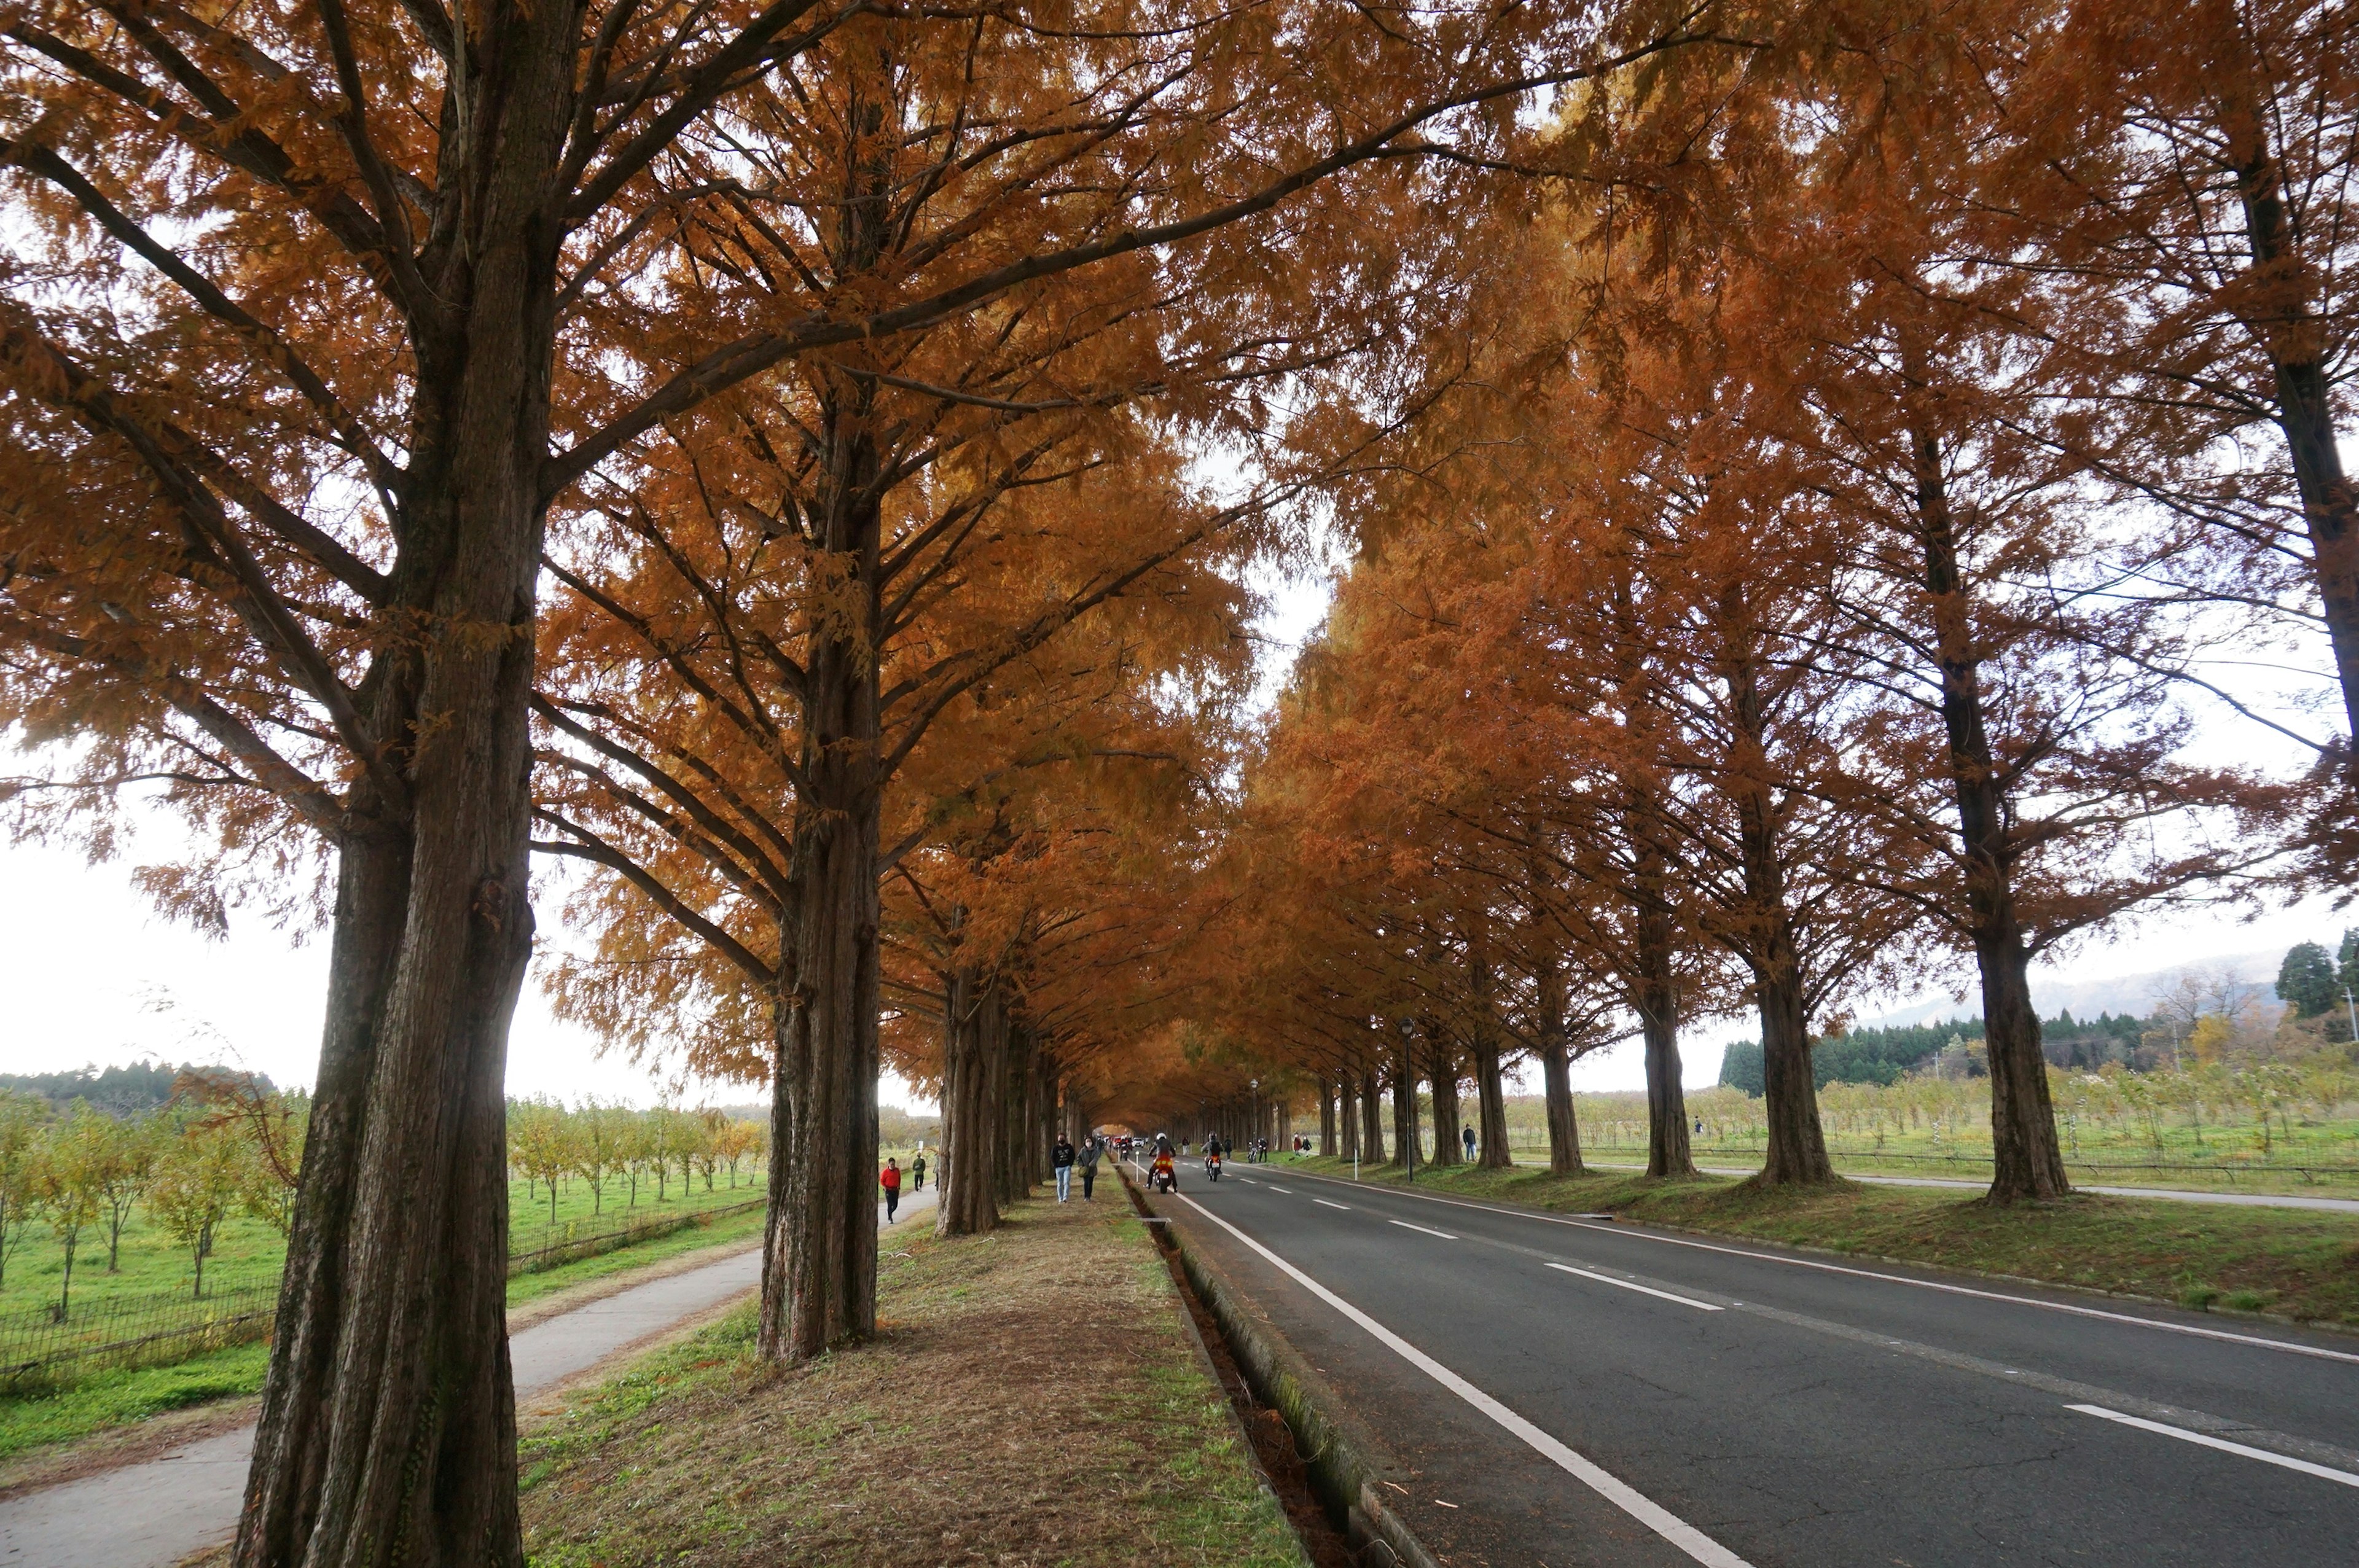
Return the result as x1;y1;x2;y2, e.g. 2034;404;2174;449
1144;1161;2359;1567
0;1188;931;1568
1581;1160;2359;1214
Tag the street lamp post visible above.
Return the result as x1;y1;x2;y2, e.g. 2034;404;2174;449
1250;1078;1259;1163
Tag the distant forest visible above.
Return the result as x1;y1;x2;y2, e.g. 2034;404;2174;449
1717;1010;2149;1095
0;1059;272;1115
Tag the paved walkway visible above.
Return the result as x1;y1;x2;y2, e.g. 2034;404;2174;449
1588;1161;2359;1214
0;1188;933;1568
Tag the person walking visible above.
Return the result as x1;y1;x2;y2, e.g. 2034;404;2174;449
1078;1134;1102;1200
880;1157;903;1222
1461;1125;1477;1163
1052;1132;1077;1202
910;1152;927;1192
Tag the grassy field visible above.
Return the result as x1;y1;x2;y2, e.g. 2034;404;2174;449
1288;1156;2359;1328
517;1197;1305;1568
0;1199;772;1465
0;1168;768;1325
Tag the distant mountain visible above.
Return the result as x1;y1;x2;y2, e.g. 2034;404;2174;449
0;1059;267;1116
1860;950;2285;1031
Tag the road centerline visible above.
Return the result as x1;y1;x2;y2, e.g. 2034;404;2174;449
2067;1404;2359;1489
1388;1219;1458;1240
1548;1262;1723;1311
1312;1198;1350;1210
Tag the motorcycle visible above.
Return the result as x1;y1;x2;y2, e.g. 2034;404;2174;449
1206;1153;1223;1182
1150;1164;1178;1194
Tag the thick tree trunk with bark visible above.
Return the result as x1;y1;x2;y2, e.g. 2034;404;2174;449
1468;929;1511;1168
1358;1063;1385;1166
236;17;573;1554
935;969;1007;1236
1911;427;2070;1203
1319;1077;1337;1156
757;362;886;1362
1535;958;1584;1175
1631;868;1695;1178
1426;1029;1461;1166
1753;967;1833;1185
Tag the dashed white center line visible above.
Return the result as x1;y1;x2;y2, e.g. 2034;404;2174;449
1313;1198;1350;1210
1388;1219;1458;1241
1547;1263;1723;1312
2067;1405;2359;1489
1267;1185;1294;1193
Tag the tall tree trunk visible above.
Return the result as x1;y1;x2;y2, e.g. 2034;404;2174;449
758;356;885;1362
1391;1039;1417;1171
237;19;571;1546
1468;922;1512;1168
1535;958;1584;1176
1425;1028;1460;1165
1753;967;1832;1185
1910;425;2070;1203
1319;1077;1337;1156
2205;12;2359;743
1358;1062;1386;1166
935;969;1006;1236
1631;869;1695;1178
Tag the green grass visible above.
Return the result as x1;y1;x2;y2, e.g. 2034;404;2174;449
0;1198;770;1466
0;1339;272;1464
0;1170;769;1325
1289;1155;2359;1328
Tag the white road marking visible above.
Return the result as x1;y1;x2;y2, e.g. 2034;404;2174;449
1388;1219;1458;1241
1313;1198;1351;1211
2067;1404;2359;1489
1267;1185;1294;1194
1547;1263;1723;1312
1288;1172;2359;1367
1171;1193;1753;1568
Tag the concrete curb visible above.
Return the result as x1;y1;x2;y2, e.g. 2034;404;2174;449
1123;1168;1441;1568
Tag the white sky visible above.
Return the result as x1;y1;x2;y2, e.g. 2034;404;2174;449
2;553;2347;1109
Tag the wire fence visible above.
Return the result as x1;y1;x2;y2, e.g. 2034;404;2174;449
0;1195;768;1389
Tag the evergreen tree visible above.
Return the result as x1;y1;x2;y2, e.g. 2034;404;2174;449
2277;942;2339;1018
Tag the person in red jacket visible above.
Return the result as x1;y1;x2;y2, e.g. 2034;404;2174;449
880;1156;903;1222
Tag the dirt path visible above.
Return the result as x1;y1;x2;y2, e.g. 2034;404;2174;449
0;1189;932;1568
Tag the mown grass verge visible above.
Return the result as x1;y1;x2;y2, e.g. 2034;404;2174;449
518;1197;1305;1568
1286;1156;2359;1328
0;1200;772;1467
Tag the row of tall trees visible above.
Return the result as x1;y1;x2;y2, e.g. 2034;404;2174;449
505;1100;764;1222
1206;0;2352;1204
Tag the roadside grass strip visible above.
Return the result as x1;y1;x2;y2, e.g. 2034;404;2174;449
1545;1263;1723;1311
1286;1167;2359;1364
519;1197;1302;1568
1172;1193;1751;1568
2067;1404;2359;1490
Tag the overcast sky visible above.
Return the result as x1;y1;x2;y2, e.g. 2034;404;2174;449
2;560;2346;1112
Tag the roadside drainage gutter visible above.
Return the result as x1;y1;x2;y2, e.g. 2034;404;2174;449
1123;1168;1441;1568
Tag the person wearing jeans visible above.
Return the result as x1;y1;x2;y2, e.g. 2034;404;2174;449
1052;1133;1076;1201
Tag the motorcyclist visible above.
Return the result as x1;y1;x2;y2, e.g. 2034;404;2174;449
1150;1135;1178;1193
1202;1133;1223;1172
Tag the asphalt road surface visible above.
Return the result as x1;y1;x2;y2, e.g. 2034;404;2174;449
1143;1160;2359;1567
0;1188;931;1568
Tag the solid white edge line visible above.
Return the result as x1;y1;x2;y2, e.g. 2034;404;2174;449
1312;1199;1351;1211
2066;1404;2359;1489
1388;1219;1458;1241
1288;1171;2359;1367
1170;1192;1752;1568
1546;1262;1724;1312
